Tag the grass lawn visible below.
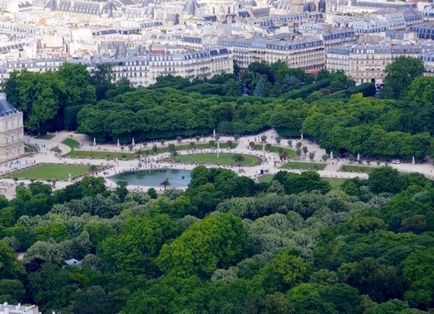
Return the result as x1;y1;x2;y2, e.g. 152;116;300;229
168;153;262;167
258;174;273;184
324;178;347;189
6;163;91;180
340;165;376;174
282;161;327;171
62;138;80;150
36;134;55;140
258;175;346;187
252;144;297;159
66;142;237;160
139;141;236;155
66;150;137;160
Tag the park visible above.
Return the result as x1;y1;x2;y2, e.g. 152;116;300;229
0;127;432;199
0;59;432;314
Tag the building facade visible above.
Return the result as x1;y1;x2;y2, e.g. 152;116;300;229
0;48;233;87
106;48;234;86
0;93;25;162
217;37;325;73
327;42;425;84
0;303;40;314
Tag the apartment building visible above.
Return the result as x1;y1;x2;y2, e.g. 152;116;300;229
326;42;426;84
217;37;325;73
0;48;233;87
105;48;234;86
420;53;434;76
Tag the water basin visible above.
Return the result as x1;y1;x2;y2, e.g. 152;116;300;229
110;168;191;188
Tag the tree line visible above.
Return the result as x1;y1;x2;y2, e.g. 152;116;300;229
1;57;432;160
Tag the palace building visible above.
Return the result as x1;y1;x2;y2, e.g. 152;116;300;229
0;93;25;162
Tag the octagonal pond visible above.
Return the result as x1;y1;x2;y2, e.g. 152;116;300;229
110;169;192;188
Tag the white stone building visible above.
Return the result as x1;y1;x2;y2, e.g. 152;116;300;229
106;48;234;86
326;41;428;85
0;93;25;162
0;303;40;314
217;36;325;73
0;48;234;87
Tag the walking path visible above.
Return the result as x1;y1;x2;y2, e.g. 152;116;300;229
0;129;431;199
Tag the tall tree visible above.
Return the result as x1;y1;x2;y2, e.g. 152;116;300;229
157;213;247;277
91;64;115;100
381;57;425;99
57;63;96;107
0;240;24;279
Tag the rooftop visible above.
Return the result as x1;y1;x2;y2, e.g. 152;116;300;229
0;93;19;117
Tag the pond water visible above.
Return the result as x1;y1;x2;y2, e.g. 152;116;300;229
110;169;192;188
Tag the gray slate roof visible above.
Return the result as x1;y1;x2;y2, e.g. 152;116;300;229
0;94;18;117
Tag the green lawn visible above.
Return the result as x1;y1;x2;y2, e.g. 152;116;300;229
138;141;236;155
324;178;347;189
66;142;237;160
36;134;55;140
258;175;346;187
6;163;91;180
66;150;137;160
62;138;80;150
168;153;262;167
258;174;273;184
252;144;297;159
282;161;327;171
340;165;376;174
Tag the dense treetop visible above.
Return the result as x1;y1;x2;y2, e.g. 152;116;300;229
0;166;432;313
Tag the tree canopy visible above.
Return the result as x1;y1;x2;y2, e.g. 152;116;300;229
0;167;432;313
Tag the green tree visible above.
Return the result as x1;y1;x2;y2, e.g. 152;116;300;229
286;283;338;314
91;64;115;100
257;251;308;292
0;279;25;303
73;286;111;314
0;240;24;279
364;299;417;314
157;213;247;277
147;188;158;199
224;79;242;96
26;72;64;133
98;214;176;276
273;171;330;196
253;76;267;97
232;154;245;166
57;63;96;108
338;257;400;302
79;176;106;197
368;167;404;194
160;178;170;191
401;249;434;308
24;241;64;265
28;263;77;312
382;57;425;99
115;181;129;201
